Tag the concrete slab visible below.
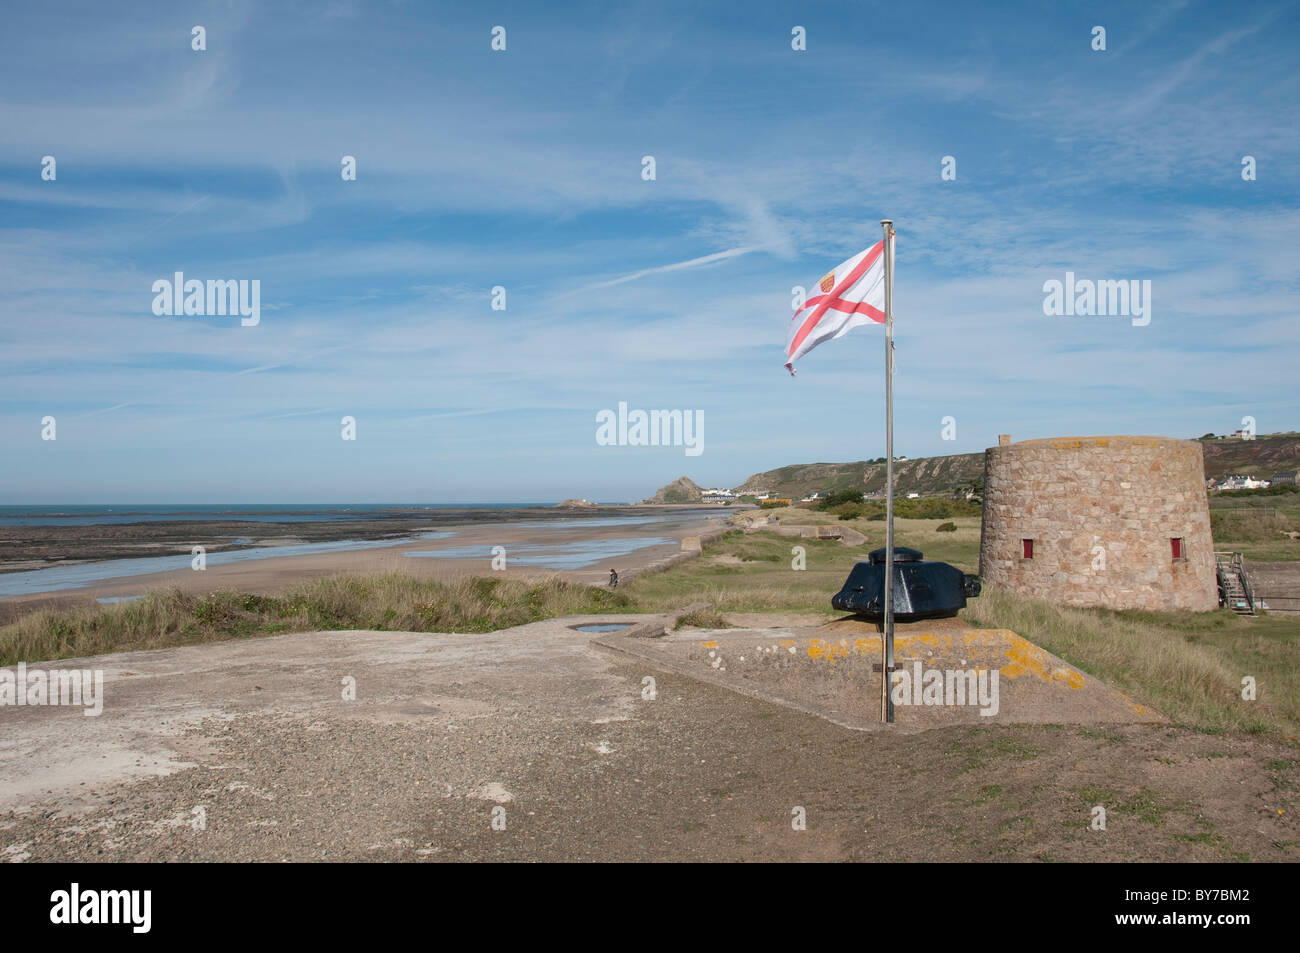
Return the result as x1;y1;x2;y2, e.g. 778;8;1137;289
595;618;1163;733
0;614;649;815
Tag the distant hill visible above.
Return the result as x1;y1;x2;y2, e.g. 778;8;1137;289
730;432;1300;500
734;454;984;499
645;476;704;503
1198;433;1300;480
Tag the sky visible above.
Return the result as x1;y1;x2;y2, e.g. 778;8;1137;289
1;0;1298;503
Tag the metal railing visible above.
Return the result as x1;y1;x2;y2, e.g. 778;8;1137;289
1214;551;1256;613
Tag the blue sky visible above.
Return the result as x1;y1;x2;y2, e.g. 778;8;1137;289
2;0;1297;503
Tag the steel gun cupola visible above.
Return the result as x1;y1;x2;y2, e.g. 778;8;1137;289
831;547;980;622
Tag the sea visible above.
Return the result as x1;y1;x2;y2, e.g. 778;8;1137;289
0;503;567;527
0;504;718;597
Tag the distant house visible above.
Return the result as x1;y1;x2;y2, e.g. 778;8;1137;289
1273;471;1299;486
1216;475;1270;490
800;492;822;503
906;492;920;499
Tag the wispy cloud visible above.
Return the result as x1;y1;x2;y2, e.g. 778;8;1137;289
66;403;132;420
1;0;1296;502
560;246;765;296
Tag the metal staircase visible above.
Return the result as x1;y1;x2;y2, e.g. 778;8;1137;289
1214;552;1256;614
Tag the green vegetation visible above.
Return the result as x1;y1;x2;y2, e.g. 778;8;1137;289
619;529;869;615
820;496;982;521
0;575;631;667
622;516;985;618
771;507;982;568
1208;491;1300;561
815;489;865;510
1215;484;1300;500
741;432;1296;505
960;587;1299;739
739;453;985;500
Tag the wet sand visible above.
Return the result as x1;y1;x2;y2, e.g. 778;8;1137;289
0;507;732;623
0;505;724;570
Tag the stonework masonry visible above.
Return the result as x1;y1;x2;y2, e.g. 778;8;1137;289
979;436;1217;611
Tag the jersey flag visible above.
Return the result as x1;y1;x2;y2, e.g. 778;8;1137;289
784;239;886;375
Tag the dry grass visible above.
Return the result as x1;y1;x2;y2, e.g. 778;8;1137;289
621;530;857;615
1210;506;1300;561
673;606;732;629
960;588;1299;739
0;574;633;666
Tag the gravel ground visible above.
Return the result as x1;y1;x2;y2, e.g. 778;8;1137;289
2;619;1296;862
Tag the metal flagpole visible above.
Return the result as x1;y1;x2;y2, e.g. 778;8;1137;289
881;219;896;724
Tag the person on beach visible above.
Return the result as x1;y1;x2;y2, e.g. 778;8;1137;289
608;568;618;589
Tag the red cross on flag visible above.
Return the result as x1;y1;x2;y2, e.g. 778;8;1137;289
784;239;887;375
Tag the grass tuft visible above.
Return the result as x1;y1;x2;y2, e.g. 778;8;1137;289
0;573;633;666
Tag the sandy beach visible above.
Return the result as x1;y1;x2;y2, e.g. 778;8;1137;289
0;506;733;623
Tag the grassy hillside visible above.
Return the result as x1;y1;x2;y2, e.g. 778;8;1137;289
1199;432;1300;480
735;453;984;499
735;431;1300;500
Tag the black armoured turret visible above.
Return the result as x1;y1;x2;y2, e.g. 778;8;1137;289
831;547;980;621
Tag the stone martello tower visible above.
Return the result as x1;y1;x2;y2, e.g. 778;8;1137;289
978;435;1217;611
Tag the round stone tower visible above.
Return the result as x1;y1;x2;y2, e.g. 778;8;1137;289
979;435;1217;611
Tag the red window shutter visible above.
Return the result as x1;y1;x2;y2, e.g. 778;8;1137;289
1171;538;1182;560
1022;539;1033;559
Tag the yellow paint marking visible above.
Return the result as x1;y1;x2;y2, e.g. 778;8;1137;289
807;638;854;663
998;633;1084;689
